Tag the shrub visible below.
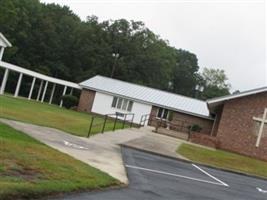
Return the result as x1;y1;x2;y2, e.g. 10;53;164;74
61;95;78;109
188;124;202;132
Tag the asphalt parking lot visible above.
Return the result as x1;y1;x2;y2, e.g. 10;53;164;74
53;147;267;200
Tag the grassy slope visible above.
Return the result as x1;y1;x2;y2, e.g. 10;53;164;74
177;144;267;178
0;95;125;136
0;123;119;200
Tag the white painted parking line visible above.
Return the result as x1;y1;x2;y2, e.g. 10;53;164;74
125;164;228;187
192;164;229;187
257;187;267;193
63;140;88;150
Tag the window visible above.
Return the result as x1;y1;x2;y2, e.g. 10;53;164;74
111;96;134;112
111;97;118;108
127;101;133;112
162;109;169;119
117;98;123;109
157;108;169;120
157;108;163;118
122;99;128;110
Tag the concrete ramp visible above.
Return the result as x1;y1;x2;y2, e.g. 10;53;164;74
122;126;188;160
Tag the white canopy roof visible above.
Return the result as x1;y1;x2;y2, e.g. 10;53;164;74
0;61;81;89
0;33;12;48
80;75;212;119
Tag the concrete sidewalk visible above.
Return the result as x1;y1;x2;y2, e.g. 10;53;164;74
0;118;146;184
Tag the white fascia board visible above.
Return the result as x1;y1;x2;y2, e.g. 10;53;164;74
81;85;214;120
0;61;81;89
207;87;267;105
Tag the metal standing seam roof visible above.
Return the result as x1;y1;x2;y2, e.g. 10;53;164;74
79;75;212;119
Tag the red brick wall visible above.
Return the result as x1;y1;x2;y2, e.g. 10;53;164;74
216;92;267;161
77;89;96;112
149;106;214;135
190;133;219;148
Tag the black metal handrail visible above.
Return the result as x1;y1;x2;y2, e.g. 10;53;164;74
139;113;212;140
87;112;135;137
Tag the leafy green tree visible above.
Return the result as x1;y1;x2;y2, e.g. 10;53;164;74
99;19;175;90
199;68;231;99
0;0;229;100
170;49;199;96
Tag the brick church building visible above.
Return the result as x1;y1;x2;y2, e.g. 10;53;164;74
78;76;266;161
207;87;267;161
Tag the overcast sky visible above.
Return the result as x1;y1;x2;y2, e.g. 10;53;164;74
41;0;266;92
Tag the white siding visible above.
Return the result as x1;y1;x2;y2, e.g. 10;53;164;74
130;100;152;125
91;92;152;124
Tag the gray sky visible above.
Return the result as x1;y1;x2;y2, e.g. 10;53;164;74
41;0;266;91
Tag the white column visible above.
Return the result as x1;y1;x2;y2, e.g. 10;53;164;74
0;68;9;95
14;73;23;97
49;83;56;104
59;85;67;107
36;80;43;101
41;81;48;103
28;77;36;100
0;47;4;60
70;88;73;95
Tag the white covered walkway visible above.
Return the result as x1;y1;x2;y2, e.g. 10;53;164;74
0;33;81;106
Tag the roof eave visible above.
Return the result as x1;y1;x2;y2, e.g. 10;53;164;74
207;87;267;106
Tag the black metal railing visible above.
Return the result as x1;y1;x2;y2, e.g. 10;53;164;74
138;113;212;140
87;113;135;137
154;117;189;134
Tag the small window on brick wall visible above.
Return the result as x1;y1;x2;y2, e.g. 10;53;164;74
157;108;169;120
111;96;133;112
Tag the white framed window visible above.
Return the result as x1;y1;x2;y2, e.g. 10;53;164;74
111;97;118;108
117;98;123;109
127;101;133;112
111;96;134;112
157;108;169;120
122;99;128;110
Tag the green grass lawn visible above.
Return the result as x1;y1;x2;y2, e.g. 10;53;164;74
0;95;127;137
0;123;119;200
177;143;267;178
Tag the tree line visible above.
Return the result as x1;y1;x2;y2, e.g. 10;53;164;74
0;0;231;100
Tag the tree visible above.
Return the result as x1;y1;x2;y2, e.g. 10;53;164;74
0;0;230;100
99;19;175;90
170;49;199;97
199;68;231;99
